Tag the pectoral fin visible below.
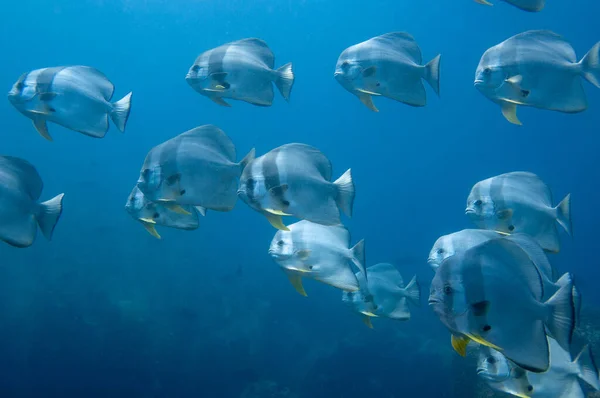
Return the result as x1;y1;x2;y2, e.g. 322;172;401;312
501;102;522;125
362;315;374;329
295;249;311;261
33;119;52;141
496;208;513;220
358;94;379;112
362;65;377;78
195;206;207;216
451;334;470;357
285;272;307;297
142;222;161;239
264;212;289;231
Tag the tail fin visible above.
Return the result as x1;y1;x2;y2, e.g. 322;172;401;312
110;92;133;132
239;148;256;172
574;345;600;390
579;42;600;88
423;54;441;96
403;275;421;307
349;239;366;278
334;169;355;217
275;63;295;101
572;283;582;327
555;194;572;236
37;193;65;240
545;283;575;352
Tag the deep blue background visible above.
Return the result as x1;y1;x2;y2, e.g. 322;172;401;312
0;0;598;396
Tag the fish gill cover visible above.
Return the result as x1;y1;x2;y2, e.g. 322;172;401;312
0;0;599;397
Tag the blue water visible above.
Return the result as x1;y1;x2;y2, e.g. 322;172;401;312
0;0;598;397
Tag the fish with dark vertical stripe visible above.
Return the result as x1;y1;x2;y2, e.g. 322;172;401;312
125;186;204;239
8;66;132;141
429;236;576;373
466;172;572;253
136;125;255;213
237;143;355;230
186;38;294;107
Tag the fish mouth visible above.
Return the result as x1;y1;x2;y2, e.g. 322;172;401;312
465;208;476;215
428;298;440;306
474;79;484;85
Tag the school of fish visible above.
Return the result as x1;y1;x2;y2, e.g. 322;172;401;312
3;2;600;397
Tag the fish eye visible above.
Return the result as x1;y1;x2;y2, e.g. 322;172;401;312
15;82;24;90
443;285;453;295
483;67;491;75
487;357;496;364
277;240;284;246
474;199;483;206
247;178;255;190
191;65;200;72
436;248;444;255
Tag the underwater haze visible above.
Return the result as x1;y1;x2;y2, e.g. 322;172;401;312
1;0;599;397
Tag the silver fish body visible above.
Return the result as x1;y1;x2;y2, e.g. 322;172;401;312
0;156;64;247
238;143;355;229
475;0;545;12
334;32;441;112
125;186;202;239
137;125;254;212
186;38;294;107
475;31;600;125
268;220;365;295
478;338;600;397
466;171;572;253
428;229;503;269
342;263;420;325
7;66;132;140
429;236;575;373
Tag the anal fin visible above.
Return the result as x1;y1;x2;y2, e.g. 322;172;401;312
362;315;374;329
285;271;307;297
501;102;522;125
358;94;379;112
33;119;52;141
142;222;161;239
210;96;231;107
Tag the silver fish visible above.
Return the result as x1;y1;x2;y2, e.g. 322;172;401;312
125;186;205;239
475;30;600;125
477;338;600;397
429;236;575;373
334;32;441;112
466;171;572;253
0;156;64;247
268;220;365;296
428;229;503;270
8;66;132;141
137;125;254;213
186;38;294;107
474;0;545;12
238;143;354;230
342;263;420;328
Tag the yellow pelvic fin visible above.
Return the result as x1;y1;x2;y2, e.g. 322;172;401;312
451;334;470;357
501;102;522;126
362;315;374;329
264;208;292;216
356;88;381;96
464;333;502;351
264;213;290;231
285;272;307;297
494;230;511;236
142;223;161;239
360;311;378;317
139;218;156;224
358;94;379;112
474;0;493;5
166;203;192;215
